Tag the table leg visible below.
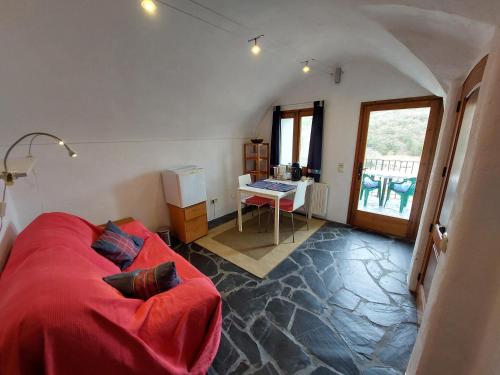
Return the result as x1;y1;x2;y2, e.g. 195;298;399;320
380;178;390;206
274;196;280;245
307;184;313;221
237;190;243;232
379;177;392;207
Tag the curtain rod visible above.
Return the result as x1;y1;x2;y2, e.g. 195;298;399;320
274;100;324;109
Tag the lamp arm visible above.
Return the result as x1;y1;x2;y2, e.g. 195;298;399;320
3;132;75;172
28;134;43;157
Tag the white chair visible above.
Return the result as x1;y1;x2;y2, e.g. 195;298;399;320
238;174;272;231
267;180;308;242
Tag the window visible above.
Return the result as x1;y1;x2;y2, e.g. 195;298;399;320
279;118;294;165
299;115;312;166
279;108;313;167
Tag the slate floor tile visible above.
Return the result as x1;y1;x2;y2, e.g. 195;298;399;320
251;317;311;373
291;289;325;314
228;325;262;367
337;260;390;304
377;324;418;371
327;288;361;310
329;308;385;357
180;221;418;374
379;275;409;295
251;362;280;375
291;309;360;374
265;298;295;329
356;302;413;327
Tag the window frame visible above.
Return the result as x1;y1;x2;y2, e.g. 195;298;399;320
280;108;313;164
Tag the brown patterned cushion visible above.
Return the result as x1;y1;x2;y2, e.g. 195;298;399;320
103;261;180;300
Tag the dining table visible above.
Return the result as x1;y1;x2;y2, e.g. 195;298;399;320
364;169;417;206
236;178;314;245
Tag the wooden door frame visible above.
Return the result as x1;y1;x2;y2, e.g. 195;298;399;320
347;95;443;240
417;56;488;299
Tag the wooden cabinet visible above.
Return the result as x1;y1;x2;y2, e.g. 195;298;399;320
243;143;270;181
168;201;208;243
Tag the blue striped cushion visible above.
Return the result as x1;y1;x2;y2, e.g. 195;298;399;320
91;221;144;270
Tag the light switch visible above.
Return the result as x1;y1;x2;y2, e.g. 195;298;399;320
337;163;344;173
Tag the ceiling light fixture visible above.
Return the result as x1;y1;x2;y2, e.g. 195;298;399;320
301;59;315;73
248;35;264;55
141;0;157;14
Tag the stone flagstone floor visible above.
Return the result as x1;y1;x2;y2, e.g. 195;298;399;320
174;221;418;375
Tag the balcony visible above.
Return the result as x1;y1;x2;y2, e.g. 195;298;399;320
358;158;419;220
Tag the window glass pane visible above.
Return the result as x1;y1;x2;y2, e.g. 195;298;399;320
299;116;312;167
358;107;431;220
280;118;294;165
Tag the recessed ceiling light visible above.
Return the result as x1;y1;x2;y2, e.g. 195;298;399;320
141;0;157;14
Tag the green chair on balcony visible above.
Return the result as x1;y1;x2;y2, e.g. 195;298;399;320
359;174;382;207
384;177;417;213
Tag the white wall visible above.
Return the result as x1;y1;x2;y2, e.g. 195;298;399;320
3;138;244;231
2;59;430;246
0;187;20;271
407;28;500;374
257;59;431;223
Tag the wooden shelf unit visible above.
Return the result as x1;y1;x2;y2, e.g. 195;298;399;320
243;143;270;181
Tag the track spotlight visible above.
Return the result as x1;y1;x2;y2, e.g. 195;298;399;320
248;35;264;55
141;0;157;14
301;59;315;73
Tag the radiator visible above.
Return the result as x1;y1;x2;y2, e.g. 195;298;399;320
310;182;329;217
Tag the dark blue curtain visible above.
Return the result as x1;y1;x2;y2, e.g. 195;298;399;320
307;101;324;182
270;106;281;174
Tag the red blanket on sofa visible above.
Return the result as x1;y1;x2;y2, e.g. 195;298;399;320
0;213;221;375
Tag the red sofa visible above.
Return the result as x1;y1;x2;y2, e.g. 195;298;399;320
0;212;221;375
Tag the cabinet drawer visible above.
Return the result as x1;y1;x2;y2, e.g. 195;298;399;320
184;202;206;221
184;215;208;243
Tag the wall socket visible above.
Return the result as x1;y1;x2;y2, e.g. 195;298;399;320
337;163;345;173
210;198;218;204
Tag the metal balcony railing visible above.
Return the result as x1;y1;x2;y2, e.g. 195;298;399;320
364;158;419;175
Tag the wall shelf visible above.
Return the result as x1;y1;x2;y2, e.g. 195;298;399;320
243;143;269;181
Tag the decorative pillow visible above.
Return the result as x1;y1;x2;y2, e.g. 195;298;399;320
103;261;181;300
91;221;144;270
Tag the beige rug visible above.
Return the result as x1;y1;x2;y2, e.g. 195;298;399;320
195;209;325;278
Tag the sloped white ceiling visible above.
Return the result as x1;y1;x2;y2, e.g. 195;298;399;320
0;0;497;142
360;4;495;91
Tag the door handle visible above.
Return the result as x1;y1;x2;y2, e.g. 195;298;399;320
357;163;365;178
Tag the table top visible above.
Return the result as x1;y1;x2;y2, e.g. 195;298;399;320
364;169;417;179
266;178;314;186
238;178;314;198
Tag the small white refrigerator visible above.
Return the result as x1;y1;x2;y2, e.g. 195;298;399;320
161;165;207;208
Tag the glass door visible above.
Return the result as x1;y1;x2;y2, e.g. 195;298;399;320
348;97;443;239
